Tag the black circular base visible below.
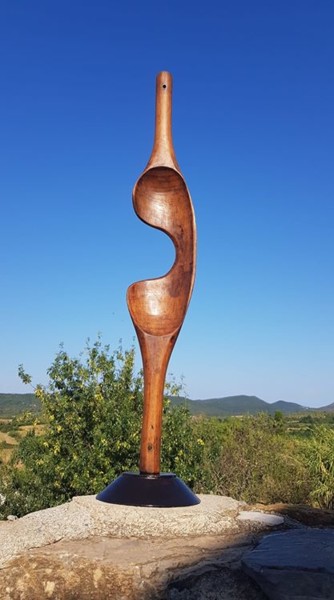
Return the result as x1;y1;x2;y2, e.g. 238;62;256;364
96;472;200;507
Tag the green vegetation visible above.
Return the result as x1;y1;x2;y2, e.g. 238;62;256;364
0;339;203;518
2;391;334;419
171;395;333;417
304;425;334;509
0;394;40;417
1;340;334;519
192;414;312;504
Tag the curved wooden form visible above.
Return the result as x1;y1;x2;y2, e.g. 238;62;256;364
127;72;196;475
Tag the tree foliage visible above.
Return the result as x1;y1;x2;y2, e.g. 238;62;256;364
1;339;332;518
193;414;311;504
0;339;203;518
303;425;334;509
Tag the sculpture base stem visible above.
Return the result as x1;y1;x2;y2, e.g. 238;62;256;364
96;472;200;507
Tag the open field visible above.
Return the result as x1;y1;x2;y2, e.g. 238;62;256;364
0;432;17;446
1;410;333;465
18;425;45;435
0;449;13;464
0;422;45;463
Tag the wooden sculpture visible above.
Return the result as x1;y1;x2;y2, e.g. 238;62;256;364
97;72;199;506
127;71;197;475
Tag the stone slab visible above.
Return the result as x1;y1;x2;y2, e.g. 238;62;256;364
250;503;334;527
237;511;284;526
0;533;263;600
242;529;334;600
0;494;245;569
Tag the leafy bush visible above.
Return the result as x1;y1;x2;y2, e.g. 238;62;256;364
2;339;332;518
193;414;312;504
161;402;205;487
303;425;334;509
0;338;199;518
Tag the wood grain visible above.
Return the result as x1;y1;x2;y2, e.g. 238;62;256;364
127;72;197;474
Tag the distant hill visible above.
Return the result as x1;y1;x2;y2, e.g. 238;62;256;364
0;394;40;417
1;392;332;419
170;395;309;417
316;402;334;413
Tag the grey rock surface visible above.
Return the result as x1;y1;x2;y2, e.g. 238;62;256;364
0;493;290;599
242;528;334;600
0;494;245;569
237;511;284;526
2;494;333;599
0;533;263;600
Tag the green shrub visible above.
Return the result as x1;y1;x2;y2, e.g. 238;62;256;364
194;414;312;504
2;338;332;518
0;338;199;518
161;403;205;487
303;425;334;509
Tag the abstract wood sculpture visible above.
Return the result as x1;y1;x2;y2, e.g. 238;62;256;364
97;72;199;506
127;71;196;475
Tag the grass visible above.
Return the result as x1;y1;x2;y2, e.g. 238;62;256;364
0;420;45;463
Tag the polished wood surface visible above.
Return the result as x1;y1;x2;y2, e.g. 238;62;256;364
127;72;196;474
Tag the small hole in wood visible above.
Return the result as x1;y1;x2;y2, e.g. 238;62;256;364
162;84;167;88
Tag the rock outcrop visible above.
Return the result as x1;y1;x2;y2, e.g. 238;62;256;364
0;494;333;599
242;529;334;600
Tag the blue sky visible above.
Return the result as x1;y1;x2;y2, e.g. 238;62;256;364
1;1;333;406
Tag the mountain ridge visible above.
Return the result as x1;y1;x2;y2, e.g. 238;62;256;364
0;393;41;417
171;395;334;416
1;392;333;418
170;394;310;416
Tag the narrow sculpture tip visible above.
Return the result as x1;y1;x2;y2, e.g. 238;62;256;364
157;71;173;88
